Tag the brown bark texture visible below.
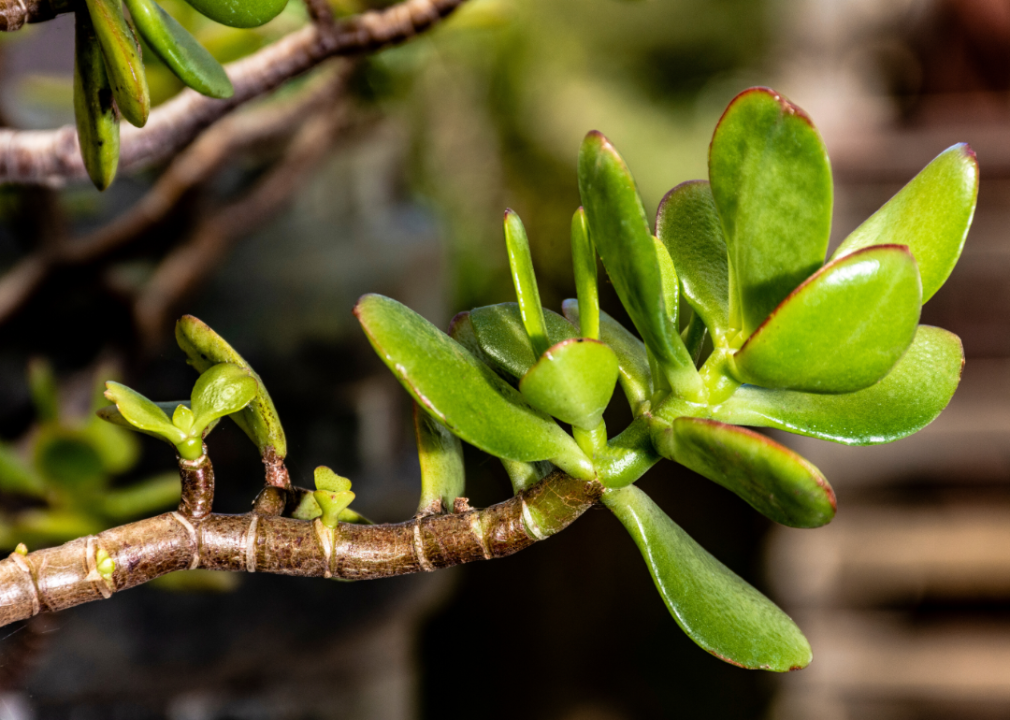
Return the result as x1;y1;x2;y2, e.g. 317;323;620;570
0;470;603;629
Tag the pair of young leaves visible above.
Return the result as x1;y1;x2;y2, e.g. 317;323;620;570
75;0;289;190
355;88;975;671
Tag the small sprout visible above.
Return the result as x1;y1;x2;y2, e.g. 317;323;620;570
14;543;27;556
95;547;115;580
312;467;355;529
101;363;257;461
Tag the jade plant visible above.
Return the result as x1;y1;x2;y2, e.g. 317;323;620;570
0;87;976;673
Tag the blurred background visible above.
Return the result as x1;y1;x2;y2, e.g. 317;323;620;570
0;0;1008;717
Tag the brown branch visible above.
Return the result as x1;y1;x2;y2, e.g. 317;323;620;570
132;85;352;349
0;0;468;185
178;453;214;519
0;470;604;629
0;0;69;31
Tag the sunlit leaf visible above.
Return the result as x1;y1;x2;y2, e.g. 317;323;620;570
83;0;150;127
519;338;619;430
189;363;258;434
182;0;288;28
570;207;599;340
503;209;550;357
469;303;577;379
104;382;186;444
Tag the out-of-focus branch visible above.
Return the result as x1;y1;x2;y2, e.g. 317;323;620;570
304;0;336;28
0;0;468;185
0;0;69;31
0;62;351;325
133;82;352;349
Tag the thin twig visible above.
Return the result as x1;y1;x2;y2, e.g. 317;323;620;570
0;0;468;185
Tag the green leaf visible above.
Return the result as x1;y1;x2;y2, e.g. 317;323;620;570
603;485;811;671
500;458;553;494
654;236;680;330
831;144;978;303
578;131;701;399
314;490;355;529
97;400;222;438
182;0;288;28
656;180;730;346
651;417;835;528
101;471;180;519
504;209;550;357
123;0;234;99
355;294;593;480
176;315;287;460
34;428;106;491
314;466;351;493
83;0;150;127
189;363;257;434
104;382;186;444
414;403;465;514
729;245;921;393
710;325;963;445
709;87;832;336
570;207;599;340
73;8;120;190
562;300;652;414
519;338;619;430
469;303;578;379
83;413;140;475
0;443;47;498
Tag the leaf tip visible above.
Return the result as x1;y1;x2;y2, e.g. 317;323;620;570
447;310;470;337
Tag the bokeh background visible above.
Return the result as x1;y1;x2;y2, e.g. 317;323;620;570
0;0;1008;718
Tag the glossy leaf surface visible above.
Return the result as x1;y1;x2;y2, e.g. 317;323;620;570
603;485;811;671
104;382;185;444
124;0;234;99
711;325;963;445
469;303;577;379
570;207;599;340
189;363;257;433
182;0;288;28
562;300;652;413
414;403;465;513
831;144;978;303
731;245;921;393
709;87;832;336
519;338;619;429
652;418;835;528
176;315;287;459
84;0;150;127
578;131;699;396
503;209;550;357
656;180;730;345
355;295;593;479
98;400;221;438
74;8;119;191
654;237;680;330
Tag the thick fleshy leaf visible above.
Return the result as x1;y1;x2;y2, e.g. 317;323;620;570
124;0;234;99
469;303;578;379
519;338;619;429
176;315;286;459
74;8;120;191
578;131;701;399
730;245;921;393
503;209;550;357
654;237;680;330
414;403;465;513
831;144;978;303
709;87;832;336
314;466;351;493
97;400;221;438
656;180;730;346
182;0;288;28
711;325;963;445
652;418;835;528
190;363;258;433
562;300;652;414
603;485;811;671
83;0;150;127
355;295;593;479
103;382;186;444
570;207;599;340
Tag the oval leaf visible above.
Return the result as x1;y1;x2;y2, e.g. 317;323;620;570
98;400;221;438
709;87;832;336
190;363;258;432
519;338;619;430
731;245;921;393
562;300;652;414
182;0;288;28
355;294;593;480
503;209;550;357
656;180;730;346
469;303;578;379
124;0;234;99
74;8;120;191
84;0;150;127
176;315;286;459
578;131;701;398
652;418;835;528
570;207;599;340
414;402;465;514
831;143;978;303
103;382;185;444
603;485;812;671
712;325;963;445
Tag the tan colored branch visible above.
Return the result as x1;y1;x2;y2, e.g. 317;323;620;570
0;470;603;628
0;0;68;31
0;0;467;185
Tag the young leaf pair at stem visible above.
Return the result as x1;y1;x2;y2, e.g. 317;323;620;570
355;86;976;671
73;0;288;190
